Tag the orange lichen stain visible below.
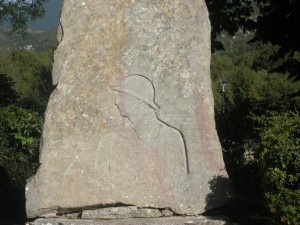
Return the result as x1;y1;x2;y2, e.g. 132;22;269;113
99;122;108;129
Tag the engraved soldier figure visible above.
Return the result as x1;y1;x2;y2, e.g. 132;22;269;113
111;74;188;177
95;74;188;199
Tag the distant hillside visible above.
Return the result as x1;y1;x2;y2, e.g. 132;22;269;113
28;0;63;30
0;27;58;52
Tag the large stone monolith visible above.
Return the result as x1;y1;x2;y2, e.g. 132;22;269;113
26;0;233;219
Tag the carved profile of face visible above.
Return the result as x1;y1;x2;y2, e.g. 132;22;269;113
112;75;159;119
115;93;141;118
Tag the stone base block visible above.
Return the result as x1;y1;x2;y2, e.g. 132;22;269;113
26;216;233;225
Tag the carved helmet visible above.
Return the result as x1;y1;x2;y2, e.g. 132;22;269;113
111;74;159;111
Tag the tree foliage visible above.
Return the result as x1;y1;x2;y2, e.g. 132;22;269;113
212;42;299;117
206;0;254;51
0;104;42;222
253;0;300;80
254;0;300;54
0;48;53;223
211;36;300;223
206;0;300;51
0;73;19;107
206;0;300;80
0;0;47;34
254;112;300;225
0;105;42;187
0;49;54;112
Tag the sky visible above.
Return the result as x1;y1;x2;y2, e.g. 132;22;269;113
28;0;63;29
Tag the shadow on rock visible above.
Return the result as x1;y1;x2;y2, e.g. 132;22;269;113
203;175;235;224
205;175;234;212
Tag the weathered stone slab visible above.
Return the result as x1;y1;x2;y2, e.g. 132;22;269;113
161;209;174;217
26;0;233;219
135;208;163;218
27;216;230;225
81;206;138;219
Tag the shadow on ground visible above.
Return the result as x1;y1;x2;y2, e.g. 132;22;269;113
203;175;234;224
204;175;270;225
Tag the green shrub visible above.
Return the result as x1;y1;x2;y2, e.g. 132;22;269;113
0;105;42;187
254;112;300;225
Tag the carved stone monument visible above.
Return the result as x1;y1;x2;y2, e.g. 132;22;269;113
26;0;233;219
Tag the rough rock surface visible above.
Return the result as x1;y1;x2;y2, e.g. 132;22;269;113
27;216;231;225
26;0;233;219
